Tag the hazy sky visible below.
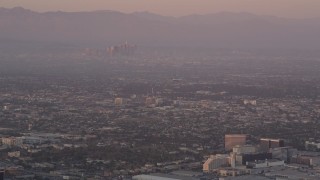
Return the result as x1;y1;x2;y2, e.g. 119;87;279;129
1;0;320;18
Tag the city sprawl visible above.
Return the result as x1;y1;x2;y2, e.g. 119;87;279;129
1;45;320;179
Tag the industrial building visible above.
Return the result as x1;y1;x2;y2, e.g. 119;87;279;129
270;147;298;162
305;141;320;151
246;159;284;169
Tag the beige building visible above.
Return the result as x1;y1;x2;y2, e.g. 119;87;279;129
8;151;20;158
1;137;22;146
233;145;256;154
229;145;257;168
145;97;156;106
203;154;230;172
225;134;247;151
219;168;250;177
114;98;126;106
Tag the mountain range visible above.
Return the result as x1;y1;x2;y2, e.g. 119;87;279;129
0;7;320;49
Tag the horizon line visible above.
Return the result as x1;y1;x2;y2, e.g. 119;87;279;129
1;6;318;20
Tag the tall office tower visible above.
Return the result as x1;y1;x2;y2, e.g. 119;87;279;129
225;134;247;151
260;138;285;152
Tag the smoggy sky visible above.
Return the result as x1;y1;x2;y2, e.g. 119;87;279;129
1;0;319;18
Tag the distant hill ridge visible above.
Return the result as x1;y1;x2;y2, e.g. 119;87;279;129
0;7;319;49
